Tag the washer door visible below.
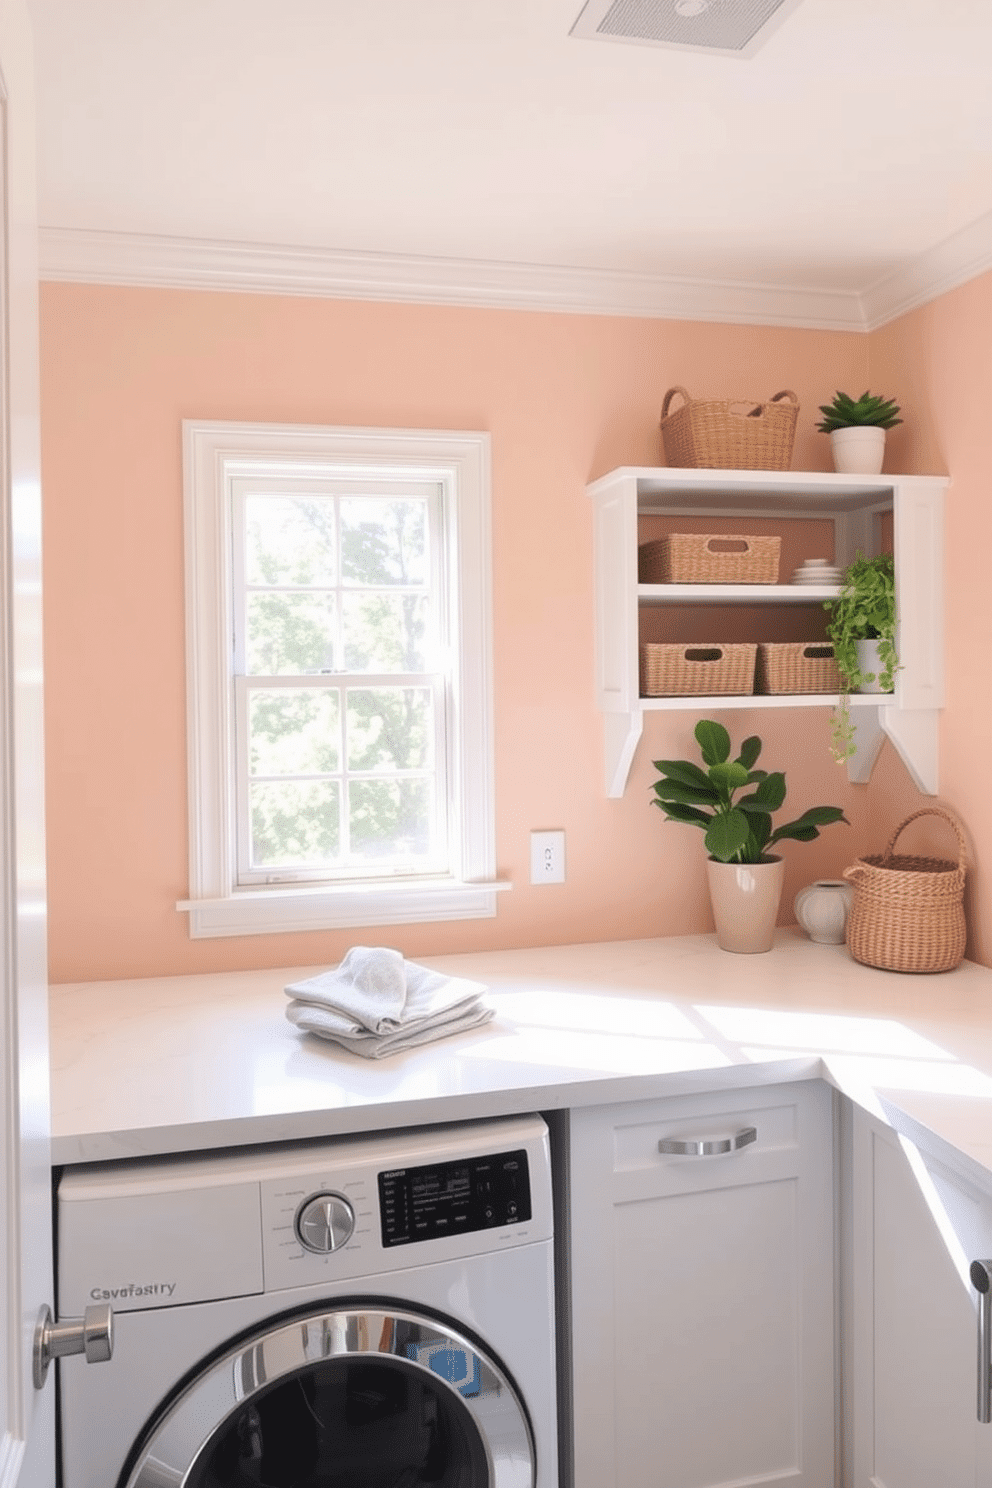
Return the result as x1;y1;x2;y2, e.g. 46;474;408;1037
122;1304;536;1488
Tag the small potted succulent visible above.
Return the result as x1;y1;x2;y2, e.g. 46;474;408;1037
816;390;902;475
824;552;897;763
651;720;848;954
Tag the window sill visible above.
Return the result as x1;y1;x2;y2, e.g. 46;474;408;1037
176;879;512;939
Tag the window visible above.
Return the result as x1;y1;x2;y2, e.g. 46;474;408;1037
180;422;505;937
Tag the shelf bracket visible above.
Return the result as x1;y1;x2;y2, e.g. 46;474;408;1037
843;704;939;793
604;711;642;799
604;702;939;797
845;707;887;785
879;705;939;795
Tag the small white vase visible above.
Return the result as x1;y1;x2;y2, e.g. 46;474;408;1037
855;637;893;693
794;880;853;945
830;426;885;476
706;856;784;954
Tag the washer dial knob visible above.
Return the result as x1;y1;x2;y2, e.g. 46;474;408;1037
296;1192;355;1254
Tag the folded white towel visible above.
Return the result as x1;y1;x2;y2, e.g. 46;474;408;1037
285;947;409;1034
286;997;495;1059
285;946;493;1057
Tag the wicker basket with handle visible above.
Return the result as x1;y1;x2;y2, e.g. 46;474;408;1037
843;807;967;974
756;642;841;695
639;643;757;697
659;387;799;471
639;534;781;585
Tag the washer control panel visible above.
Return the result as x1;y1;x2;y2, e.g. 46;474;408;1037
58;1116;553;1307
295;1192;356;1253
378;1146;531;1247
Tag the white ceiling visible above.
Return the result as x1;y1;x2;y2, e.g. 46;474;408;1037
26;0;992;328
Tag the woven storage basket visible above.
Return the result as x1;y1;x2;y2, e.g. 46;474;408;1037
756;642;841;695
640;643;757;697
639;534;781;585
659;387;799;471
843;807;967;974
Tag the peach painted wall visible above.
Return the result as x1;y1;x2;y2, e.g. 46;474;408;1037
40;284;878;982
865;268;992;966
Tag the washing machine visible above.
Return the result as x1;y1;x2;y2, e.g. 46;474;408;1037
56;1113;557;1488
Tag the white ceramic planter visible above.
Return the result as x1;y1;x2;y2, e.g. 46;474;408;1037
706;855;784;954
830;426;886;475
855;637;894;693
794;879;853;945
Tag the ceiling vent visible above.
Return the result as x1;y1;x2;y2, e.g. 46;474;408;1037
570;0;805;58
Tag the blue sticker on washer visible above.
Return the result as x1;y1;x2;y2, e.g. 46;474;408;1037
405;1340;481;1397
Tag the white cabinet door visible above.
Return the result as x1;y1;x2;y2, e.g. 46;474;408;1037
0;1;55;1483
568;1080;835;1488
848;1106;992;1488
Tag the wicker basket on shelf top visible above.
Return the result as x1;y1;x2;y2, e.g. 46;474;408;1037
843;807;968;974
659;386;799;471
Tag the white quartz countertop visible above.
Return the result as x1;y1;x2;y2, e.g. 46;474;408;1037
48;931;992;1183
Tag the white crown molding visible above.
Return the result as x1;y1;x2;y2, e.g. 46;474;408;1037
37;226;866;331
37;215;992;332
860;210;992;331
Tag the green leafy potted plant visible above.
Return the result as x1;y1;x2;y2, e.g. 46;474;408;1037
816;390;902;475
823;552;897;763
651;720;848;953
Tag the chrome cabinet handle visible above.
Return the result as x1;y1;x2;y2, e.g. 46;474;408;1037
658;1125;758;1157
33;1303;114;1390
971;1260;992;1423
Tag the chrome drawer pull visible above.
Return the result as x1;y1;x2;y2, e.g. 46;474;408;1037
658;1125;758;1157
971;1259;992;1423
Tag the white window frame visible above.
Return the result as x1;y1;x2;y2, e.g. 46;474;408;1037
179;421;507;938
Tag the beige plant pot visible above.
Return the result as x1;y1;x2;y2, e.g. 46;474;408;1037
706;855;785;954
830;425;886;475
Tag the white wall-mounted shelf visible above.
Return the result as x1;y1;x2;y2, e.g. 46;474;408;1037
588;466;948;797
639;582;840;604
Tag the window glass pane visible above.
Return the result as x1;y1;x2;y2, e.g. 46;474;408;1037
245;495;336;586
349;779;433;861
342;594;430;673
248;690;339;776
346;688;433;772
341;498;427;587
247;594;336;675
250;781;340;869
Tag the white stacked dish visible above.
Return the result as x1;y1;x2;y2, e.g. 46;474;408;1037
791;558;842;585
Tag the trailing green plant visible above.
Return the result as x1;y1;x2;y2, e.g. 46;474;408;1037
650;719;848;865
823;552;898;763
816;390;902;432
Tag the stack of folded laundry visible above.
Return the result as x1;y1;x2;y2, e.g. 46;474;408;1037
284;945;494;1059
